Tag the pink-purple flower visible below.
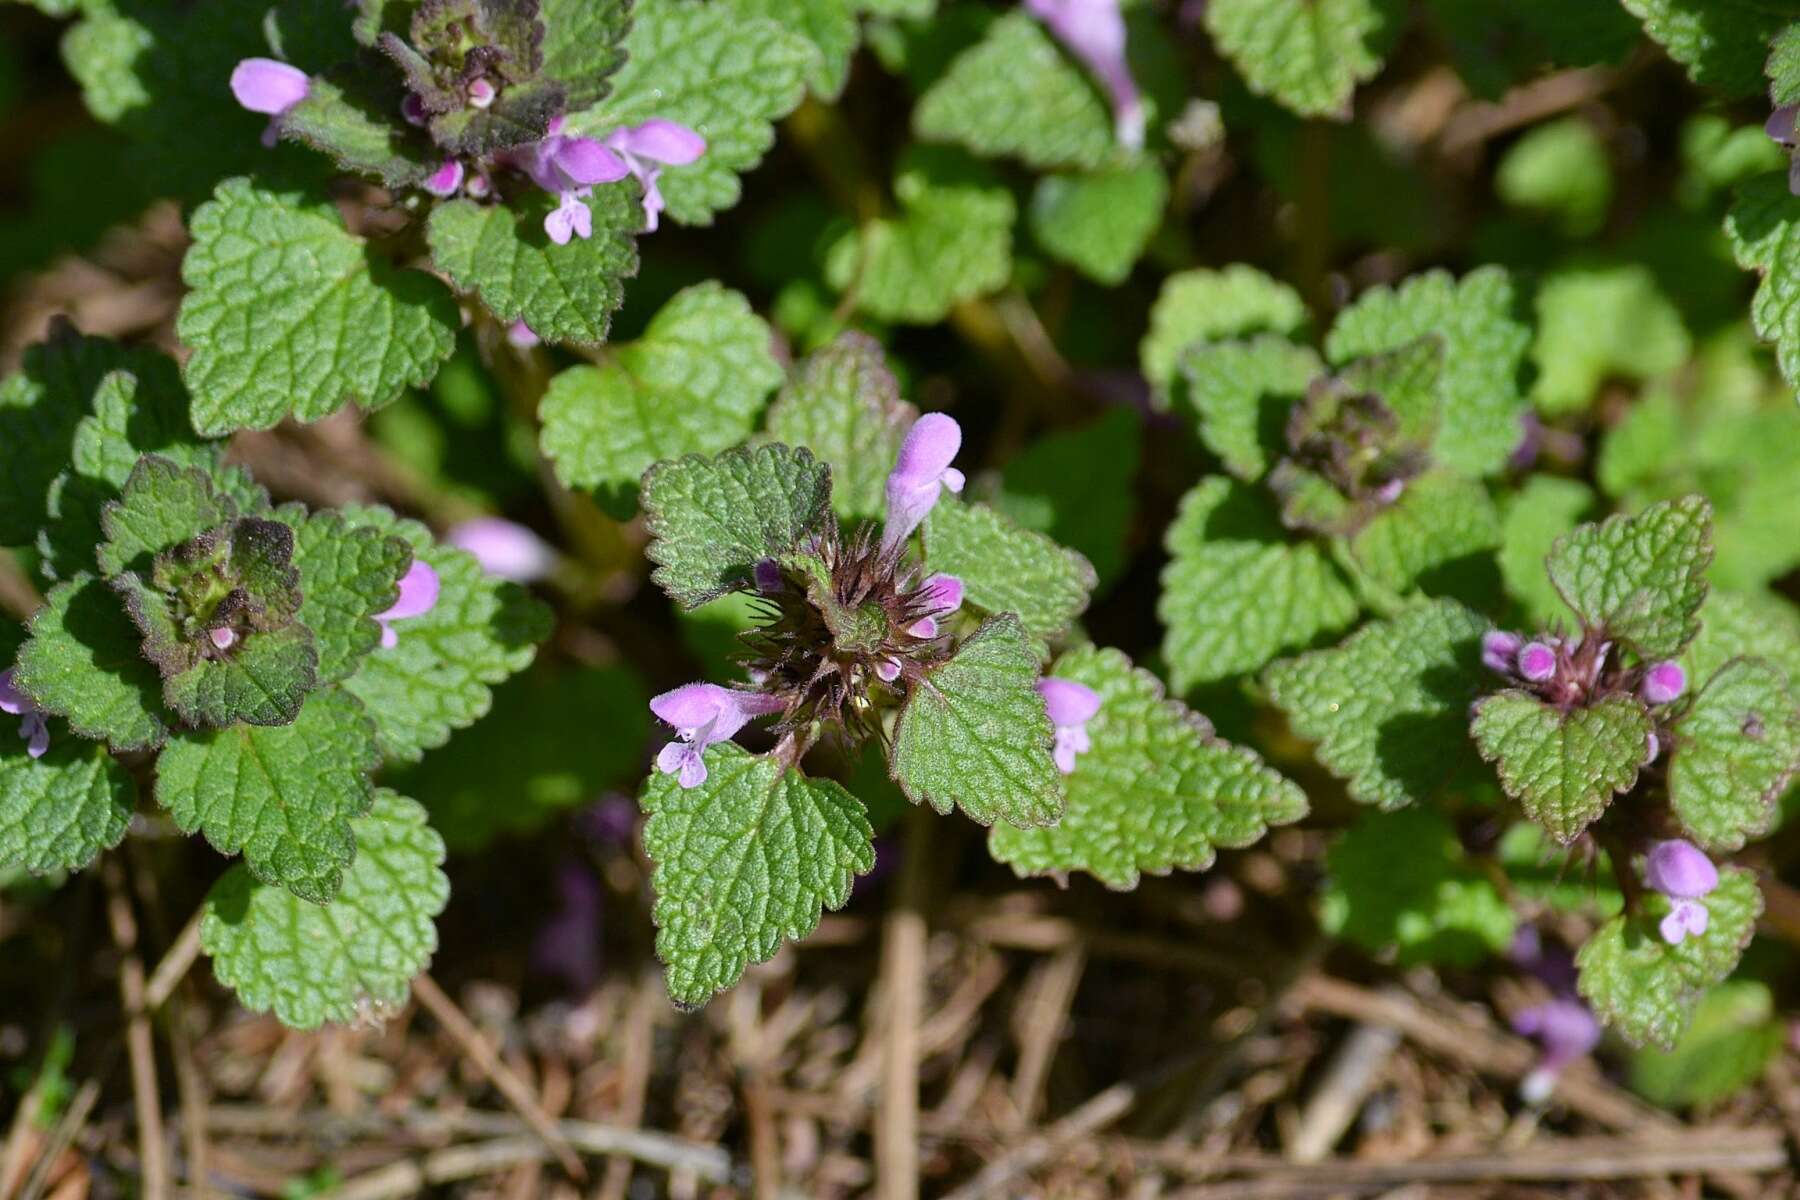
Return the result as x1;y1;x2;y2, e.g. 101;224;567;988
603;119;707;233
0;668;49;760
506;320;540;349
230;58;310;147
1481;630;1522;676
1644;839;1719;945
907;573;964;638
448;518;555;583
1512;998;1601;1104
1641;661;1686;706
375;559;441;648
1038;677;1101;774
650;683;786;789
1024;0;1144;150
882;414;966;554
513;117;632;245
423;159;466;198
1517;641;1557;683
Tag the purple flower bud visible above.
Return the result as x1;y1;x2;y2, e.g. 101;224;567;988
465;172;493;200
230;58;309;147
1517;641;1557;683
875;658;902;684
505;319;538;348
423;159;465;198
602;119;707;233
1769;104;1799;149
1645;839;1719;946
1513;998;1600;1103
467;78;497;109
881;414;966;554
908;572;964;638
401;93;427;126
1644;729;1660;765
375;559;441;649
1482;630;1522;675
209;627;237;651
447;517;555;583
1641;661;1685;706
1038;677;1101;775
650;683;785;789
1371;478;1405;505
753;558;783;593
0;668;50;760
1025;0;1144;149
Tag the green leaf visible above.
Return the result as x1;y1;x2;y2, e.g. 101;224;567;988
1495;115;1612;237
1265;598;1492;811
201;790;448;1030
1204;0;1405;119
538;0;633;110
913;11;1116;171
425;188;642;348
1545;496;1713;660
1668;659;1800;851
990;407;1141;590
1158;477;1360;690
1347;474;1501;597
15;575;169;752
988;646;1305;888
156;688;380;904
392;664;649;853
729;0;858;99
1028;162;1168;286
1499;476;1597;627
825;147;1015;324
1471;691;1654;843
889;614;1064;827
639;443;834;609
95;456;235;578
1726;172;1800;390
1686;590;1800;690
0;327;184;547
1182;337;1322;482
565;0;814;225
1773;21;1800;106
1577;866;1761;1048
1530;265;1691;416
921;501;1096;651
272;507;412;685
1627;981;1784;1107
179;178;459;436
1325;267;1531;477
1320;808;1516;967
1140;266;1309;406
0;734;136;874
641;743;874;1005
1620;0;1787;98
762;332;918;524
279;72;432;188
339;506;552;763
540;283;783;513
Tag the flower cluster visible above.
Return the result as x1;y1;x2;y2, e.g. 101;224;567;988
1480;627;1684;723
1644;839;1719;945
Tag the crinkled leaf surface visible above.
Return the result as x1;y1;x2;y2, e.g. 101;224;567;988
729;0;858;99
1499;476;1596;627
273;506;411;684
1028;162;1168;286
565;0;813;225
1686;590;1800;688
96;456;234;577
890;615;1064;828
0;734;136;874
1577;867;1761;1048
921;501;1096;651
640;443;834;609
991;407;1141;590
1545;496;1712;660
1347;474;1502;597
156;687;379;904
201;790;448;1030
179;179;458;436
1620;0;1788;97
1159;477;1359;691
1140;266;1309;404
279;72;432;189
1325;267;1531;477
1204;0;1405;119
1266;599;1492;810
426;187;641;348
538;0;634;110
988;646;1305;888
540;283;782;513
1531;265;1691;416
1183;337;1320;482
339;506;552;763
641;743;874;1006
1725;173;1800;389
1471;691;1654;843
1668;659;1800;851
913;11;1115;171
15;575;169;752
762;332;917;523
1321;807;1516;967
